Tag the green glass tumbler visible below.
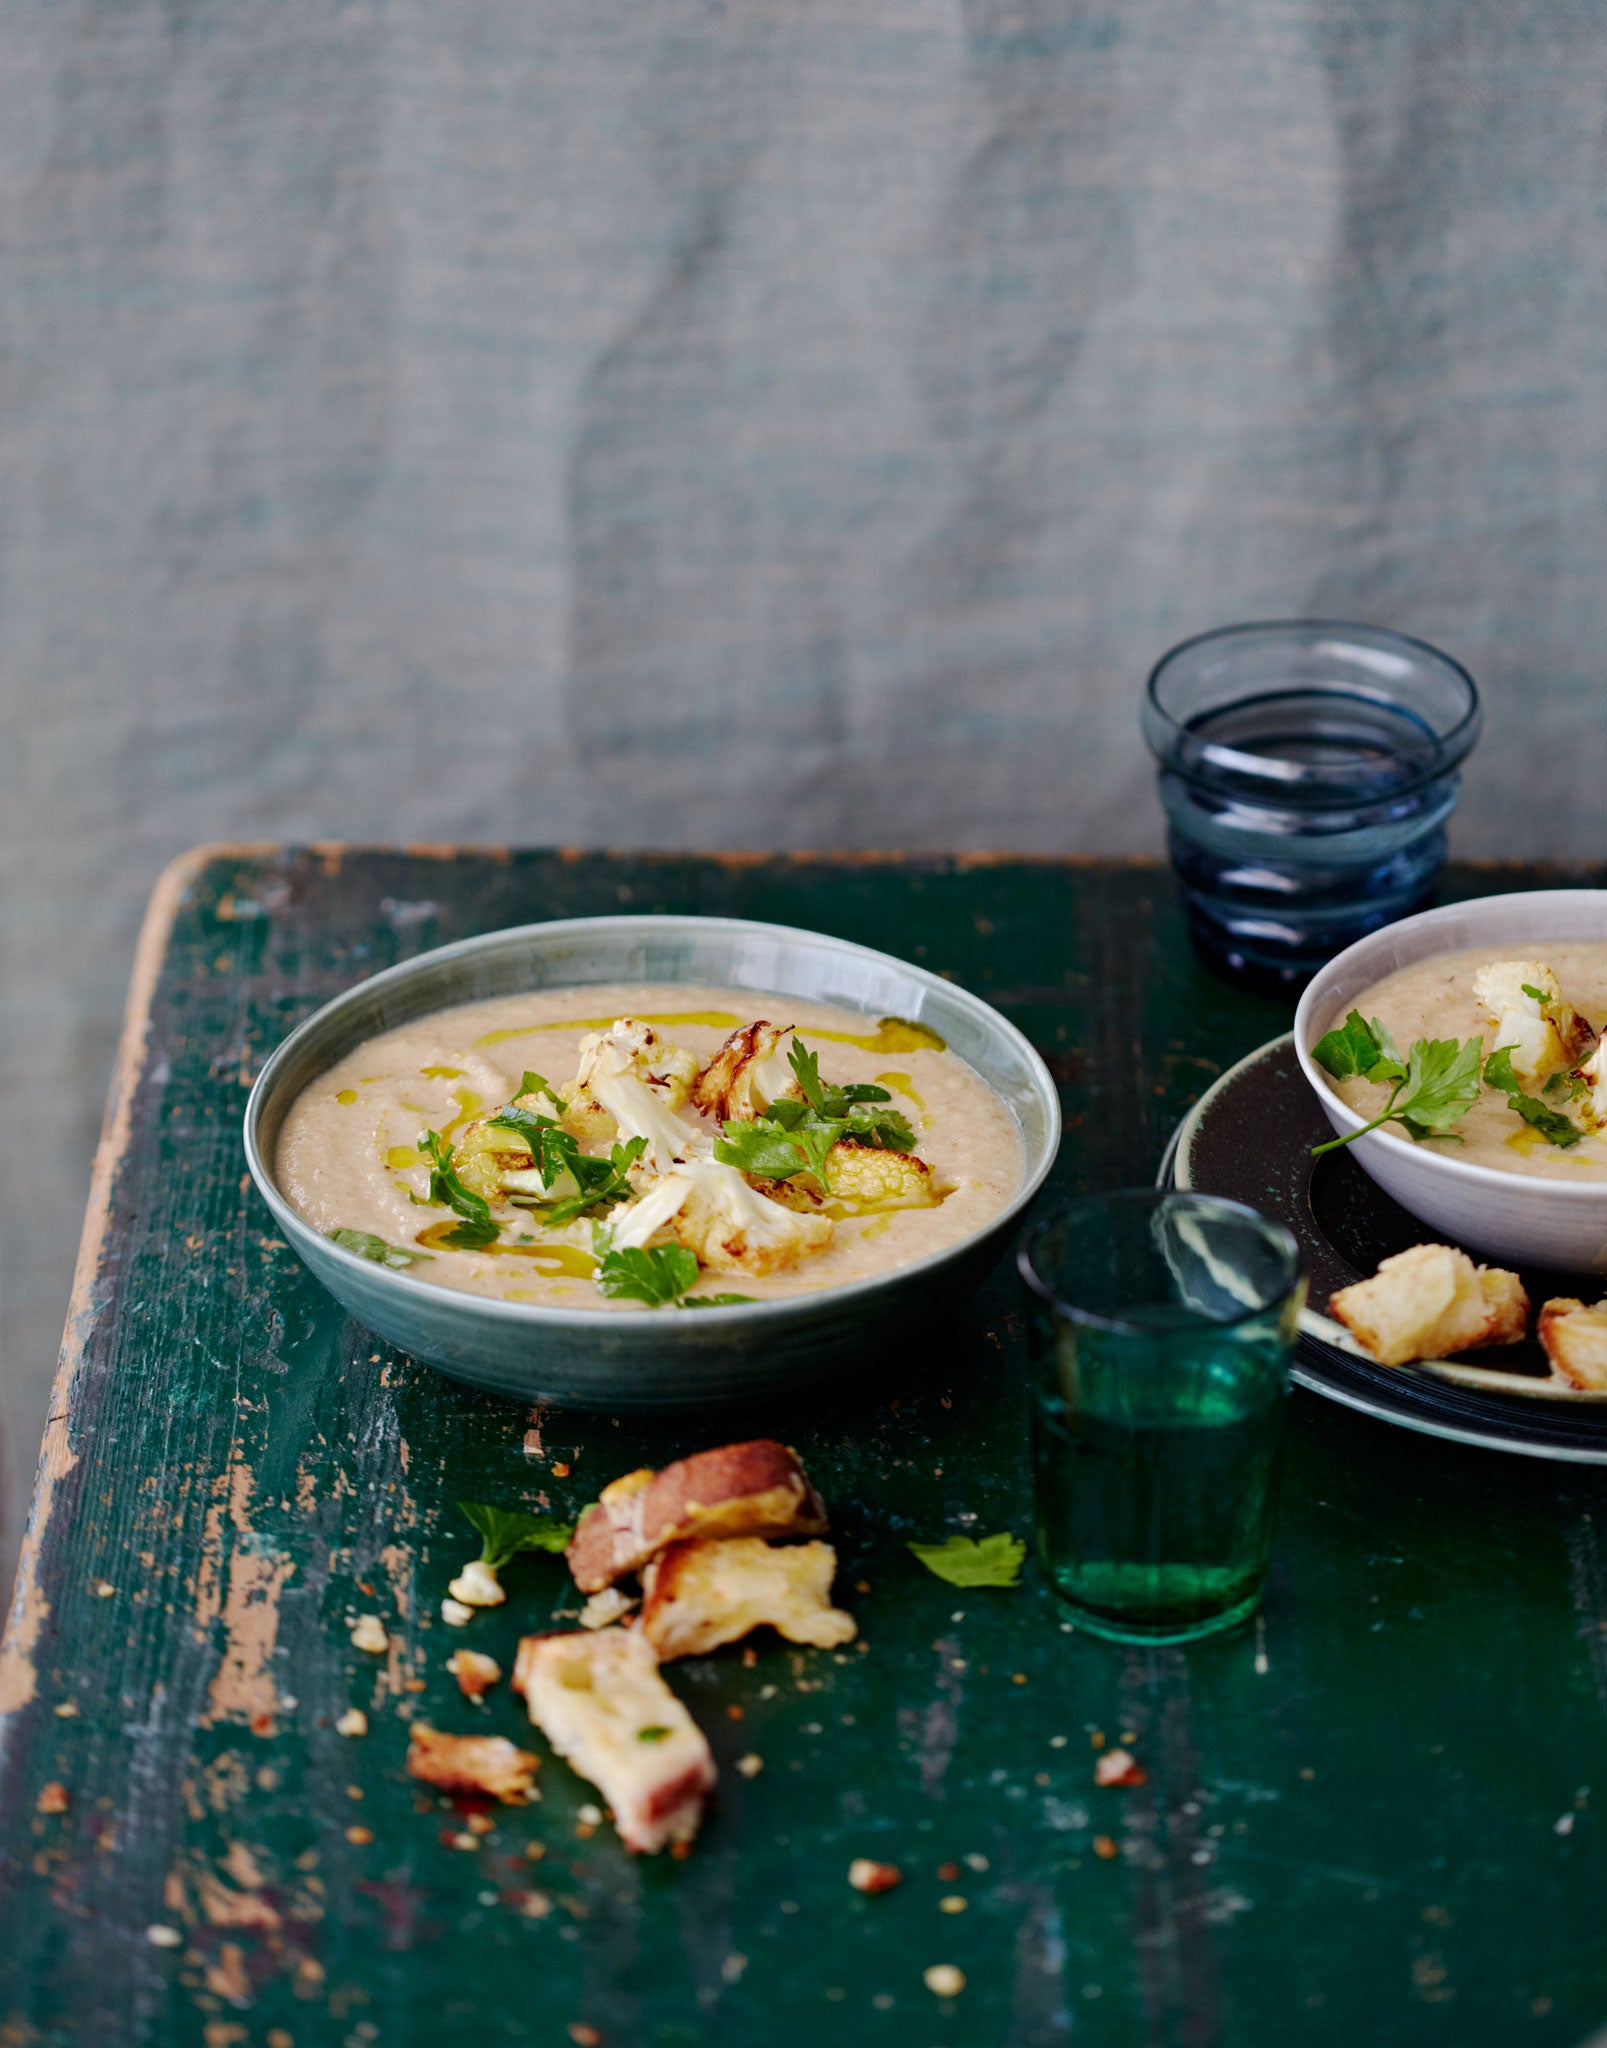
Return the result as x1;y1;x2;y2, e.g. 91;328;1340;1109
1018;1190;1305;1645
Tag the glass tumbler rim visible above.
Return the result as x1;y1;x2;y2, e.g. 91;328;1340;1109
1143;617;1482;795
1016;1188;1303;1335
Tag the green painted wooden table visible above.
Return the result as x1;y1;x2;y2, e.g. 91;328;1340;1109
4;847;1607;2048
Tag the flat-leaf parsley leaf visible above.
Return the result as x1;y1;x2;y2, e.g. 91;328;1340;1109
458;1502;574;1571
417;1128;500;1248
327;1228;432;1269
592;1238;754;1309
1311;1024;1481;1157
1484;1044;1583;1149
594;1241;701;1307
713;1037;916;1189
907;1532;1025;1588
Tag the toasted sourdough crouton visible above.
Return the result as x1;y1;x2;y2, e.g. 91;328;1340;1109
640;1537;858;1661
513;1629;715;1853
567;1440;828;1594
1477;1266;1530;1345
1328;1244;1528;1367
405;1724;538;1804
1538;1298;1607;1389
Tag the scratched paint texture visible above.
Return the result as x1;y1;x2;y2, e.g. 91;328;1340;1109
3;848;1607;2046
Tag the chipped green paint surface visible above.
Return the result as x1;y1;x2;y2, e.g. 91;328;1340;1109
3;848;1607;2046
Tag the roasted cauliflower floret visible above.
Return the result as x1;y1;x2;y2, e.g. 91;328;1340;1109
1581;1038;1607;1134
1472;960;1592;1091
607;1161;832;1276
451;1119;537;1203
744;1174;828;1215
822;1138;939;1210
452;1079;571;1202
691;1021;804;1123
563;1021;706;1170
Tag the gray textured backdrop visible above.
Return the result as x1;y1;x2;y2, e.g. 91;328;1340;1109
3;0;1606;1590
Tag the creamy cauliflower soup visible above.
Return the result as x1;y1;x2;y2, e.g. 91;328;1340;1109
276;985;1024;1309
1325;942;1607;1180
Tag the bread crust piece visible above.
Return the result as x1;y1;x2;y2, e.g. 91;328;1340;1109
513;1628;716;1854
1539;1298;1607;1389
567;1440;828;1594
1328;1244;1529;1367
640;1537;858;1661
405;1724;538;1804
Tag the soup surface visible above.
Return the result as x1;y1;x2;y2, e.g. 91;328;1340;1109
1326;941;1607;1179
276;983;1025;1307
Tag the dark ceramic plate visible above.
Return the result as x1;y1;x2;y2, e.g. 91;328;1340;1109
1161;1034;1607;1462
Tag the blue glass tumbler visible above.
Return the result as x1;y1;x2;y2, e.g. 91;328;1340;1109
1143;621;1481;988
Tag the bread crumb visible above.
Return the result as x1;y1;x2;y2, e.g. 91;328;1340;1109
1094;1748;1147;1787
441;1598;475;1628
923;1965;966;1997
448;1559;506;1609
53;1702;78;1719
336;1709;368;1738
578;1587;636;1632
447;1649;502;1700
36;1783;69;1815
407;1725;539;1805
346;1826;374;1845
1092;1835;1119;1860
848;1859;901;1894
349;1615;389;1655
734;1753;763;1778
146;1924;183;1948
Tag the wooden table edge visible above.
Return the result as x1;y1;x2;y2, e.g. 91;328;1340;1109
0;846;230;1718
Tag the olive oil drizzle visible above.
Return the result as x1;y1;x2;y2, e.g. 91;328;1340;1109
441;1086;484;1139
810;1017;947;1054
413;1219;596;1277
474;1010;741;1048
471;1008;944;1055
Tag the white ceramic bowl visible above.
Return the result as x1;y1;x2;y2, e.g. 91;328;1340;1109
1293;890;1607;1272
